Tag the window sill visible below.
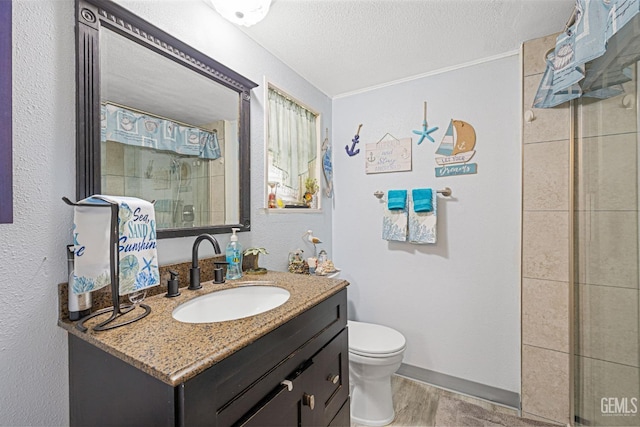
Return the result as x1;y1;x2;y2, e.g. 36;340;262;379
259;208;323;214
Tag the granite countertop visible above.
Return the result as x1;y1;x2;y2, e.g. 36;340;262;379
58;270;348;387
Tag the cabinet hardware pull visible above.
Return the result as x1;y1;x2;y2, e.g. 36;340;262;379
281;380;293;392
303;393;315;410
327;374;339;384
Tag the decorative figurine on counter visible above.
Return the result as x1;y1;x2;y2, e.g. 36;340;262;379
303;229;322;245
317;249;328;264
315;260;336;276
243;247;268;274
288;248;309;274
302;229;322;257
314;250;337;276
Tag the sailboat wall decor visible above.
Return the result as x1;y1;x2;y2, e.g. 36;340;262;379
434;119;478;177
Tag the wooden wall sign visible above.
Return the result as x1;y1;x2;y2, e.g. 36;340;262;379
365;135;412;174
434;119;477;177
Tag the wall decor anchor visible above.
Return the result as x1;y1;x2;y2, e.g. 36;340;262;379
412;101;438;144
346;123;362;157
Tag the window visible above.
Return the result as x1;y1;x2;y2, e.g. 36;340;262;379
266;84;320;209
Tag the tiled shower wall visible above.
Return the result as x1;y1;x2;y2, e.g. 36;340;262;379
523;34;640;426
521;34;571;425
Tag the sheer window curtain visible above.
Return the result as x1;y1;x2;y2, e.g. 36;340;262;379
268;87;317;195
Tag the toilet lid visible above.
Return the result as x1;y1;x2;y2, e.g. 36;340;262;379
348;320;406;356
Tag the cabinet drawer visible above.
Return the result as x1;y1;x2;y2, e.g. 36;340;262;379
235;360;317;426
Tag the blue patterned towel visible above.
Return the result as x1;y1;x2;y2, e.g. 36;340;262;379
409;191;437;244
387;190;407;210
72;195;159;296
412;188;433;212
382;206;408;242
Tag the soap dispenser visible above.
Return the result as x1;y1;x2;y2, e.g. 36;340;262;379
226;228;243;280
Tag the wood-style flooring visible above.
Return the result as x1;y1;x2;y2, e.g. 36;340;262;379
351;375;561;427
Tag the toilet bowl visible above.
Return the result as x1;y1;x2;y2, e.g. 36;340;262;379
348;320;406;426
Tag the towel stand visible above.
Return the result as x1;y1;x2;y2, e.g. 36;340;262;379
62;196;151;332
373;187;452;201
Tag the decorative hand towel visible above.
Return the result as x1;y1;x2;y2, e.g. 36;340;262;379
412;188;433;212
382;206;408;242
408;190;437;244
73;195;160;296
387;190;407;210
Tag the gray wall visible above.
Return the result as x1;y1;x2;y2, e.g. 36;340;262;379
332;54;522;394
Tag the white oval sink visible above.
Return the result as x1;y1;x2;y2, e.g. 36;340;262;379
172;285;290;323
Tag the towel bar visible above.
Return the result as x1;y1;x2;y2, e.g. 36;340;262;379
373;187;451;200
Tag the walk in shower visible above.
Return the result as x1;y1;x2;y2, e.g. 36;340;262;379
573;67;640;426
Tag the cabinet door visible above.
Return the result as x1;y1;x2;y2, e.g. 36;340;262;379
312;328;349;426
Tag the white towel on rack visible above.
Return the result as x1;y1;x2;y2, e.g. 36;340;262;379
72;195;160;295
408;192;437;244
382;207;408;242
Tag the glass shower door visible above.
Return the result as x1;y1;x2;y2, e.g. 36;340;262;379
574;66;640;426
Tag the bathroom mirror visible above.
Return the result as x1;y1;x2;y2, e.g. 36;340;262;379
75;0;257;238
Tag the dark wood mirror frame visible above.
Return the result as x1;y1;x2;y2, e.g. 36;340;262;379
75;0;257;238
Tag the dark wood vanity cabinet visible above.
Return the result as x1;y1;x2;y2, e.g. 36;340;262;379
69;289;349;427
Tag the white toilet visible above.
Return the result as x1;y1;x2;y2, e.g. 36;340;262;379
348;320;406;426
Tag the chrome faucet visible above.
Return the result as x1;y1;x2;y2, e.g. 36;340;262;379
189;234;221;290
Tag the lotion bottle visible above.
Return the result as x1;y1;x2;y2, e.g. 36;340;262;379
225;228;243;280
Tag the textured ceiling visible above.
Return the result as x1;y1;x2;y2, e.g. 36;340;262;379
237;0;575;97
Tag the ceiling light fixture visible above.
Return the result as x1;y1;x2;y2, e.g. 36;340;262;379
210;0;272;27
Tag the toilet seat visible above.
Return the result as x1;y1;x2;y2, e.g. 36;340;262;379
348;320;406;358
